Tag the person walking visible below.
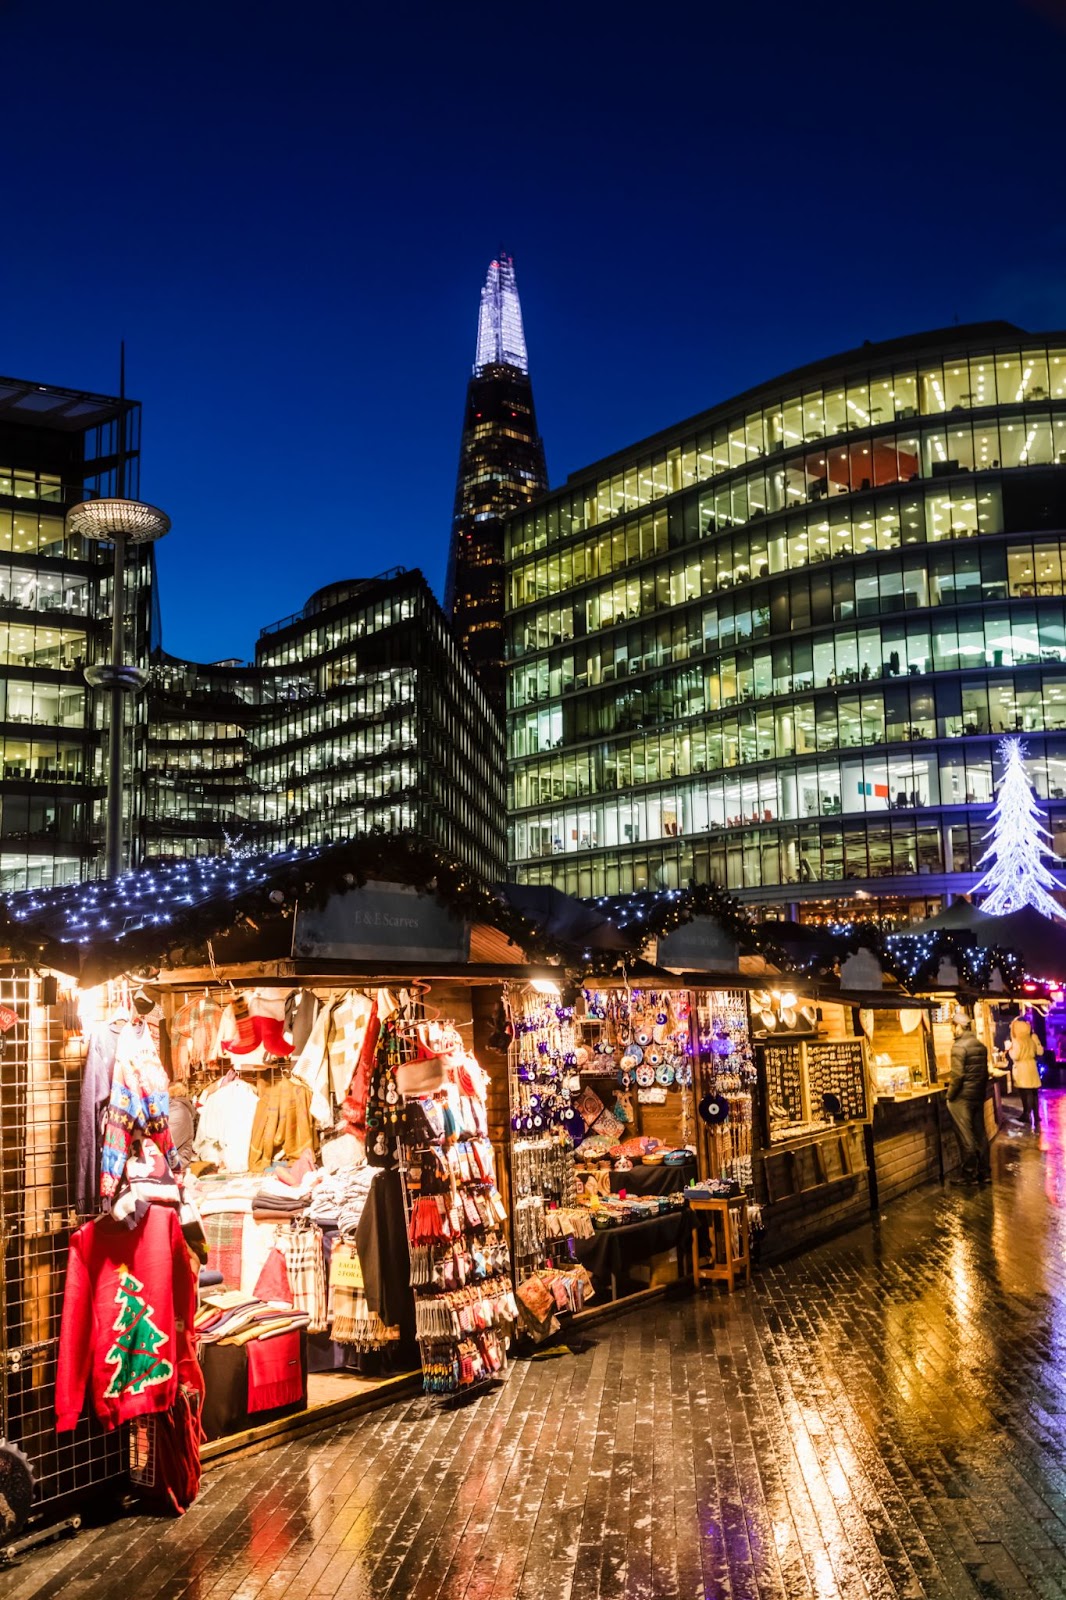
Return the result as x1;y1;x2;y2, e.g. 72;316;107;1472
1006;1015;1043;1132
946;1008;991;1186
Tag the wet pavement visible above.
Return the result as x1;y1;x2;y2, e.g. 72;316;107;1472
11;1093;1066;1599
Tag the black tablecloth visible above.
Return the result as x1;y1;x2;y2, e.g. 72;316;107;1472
573;1210;689;1287
609;1159;698;1196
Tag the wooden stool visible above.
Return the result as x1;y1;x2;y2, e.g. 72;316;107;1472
688;1197;750;1292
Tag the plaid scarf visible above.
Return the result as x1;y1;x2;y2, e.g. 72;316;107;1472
277;1221;327;1333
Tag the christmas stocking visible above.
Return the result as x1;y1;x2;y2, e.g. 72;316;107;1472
222;993;258;1055
257;1016;293;1058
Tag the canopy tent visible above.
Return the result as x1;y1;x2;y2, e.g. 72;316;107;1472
909;901;1066;978
496;884;630;953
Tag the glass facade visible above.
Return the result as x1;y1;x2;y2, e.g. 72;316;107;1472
144;570;506;883
0;380;152;892
505;322;1066;920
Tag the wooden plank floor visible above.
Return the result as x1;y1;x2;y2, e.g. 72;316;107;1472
10;1092;1066;1598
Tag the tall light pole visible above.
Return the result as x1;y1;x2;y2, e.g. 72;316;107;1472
66;498;170;879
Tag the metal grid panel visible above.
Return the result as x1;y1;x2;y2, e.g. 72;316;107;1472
0;968;125;1514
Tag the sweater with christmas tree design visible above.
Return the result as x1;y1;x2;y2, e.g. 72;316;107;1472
56;1204;199;1433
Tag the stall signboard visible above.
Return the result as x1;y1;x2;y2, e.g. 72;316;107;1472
294;882;471;963
656;916;738;972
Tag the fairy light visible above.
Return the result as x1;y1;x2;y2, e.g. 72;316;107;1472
0;844;322;950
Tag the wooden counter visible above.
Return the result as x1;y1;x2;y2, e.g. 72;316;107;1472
753;1122;871;1262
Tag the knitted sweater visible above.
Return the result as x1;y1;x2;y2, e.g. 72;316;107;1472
100;1020;180;1200
56;1205;199;1433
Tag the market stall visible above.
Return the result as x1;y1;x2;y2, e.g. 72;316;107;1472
501;971;761;1308
0;843;589;1535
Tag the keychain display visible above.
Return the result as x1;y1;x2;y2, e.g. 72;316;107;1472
507;987;580;1290
692;989;756;1187
394;1003;516;1398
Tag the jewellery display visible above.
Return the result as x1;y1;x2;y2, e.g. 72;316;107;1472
804;1040;869;1123
760;1037;871;1142
763;1042;805;1133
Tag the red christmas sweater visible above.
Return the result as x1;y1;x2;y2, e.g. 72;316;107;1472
56;1204;199;1434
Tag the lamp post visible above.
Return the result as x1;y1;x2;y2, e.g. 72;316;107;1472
66;498;170;880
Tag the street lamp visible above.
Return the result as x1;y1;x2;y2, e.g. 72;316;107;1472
66;497;171;879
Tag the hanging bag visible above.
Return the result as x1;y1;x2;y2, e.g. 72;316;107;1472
395;1050;450;1097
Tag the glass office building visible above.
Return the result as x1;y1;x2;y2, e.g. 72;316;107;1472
143;653;265;858
505;323;1066;921
144;568;506;882
0;376;154;892
445;254;548;712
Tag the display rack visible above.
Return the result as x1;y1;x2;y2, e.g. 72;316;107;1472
690;989;755;1187
805;1039;870;1123
0;968;126;1524
506;989;580;1287
758;1036;871;1145
390;1003;516;1399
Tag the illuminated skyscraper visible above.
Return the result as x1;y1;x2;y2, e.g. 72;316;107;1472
445;253;548;712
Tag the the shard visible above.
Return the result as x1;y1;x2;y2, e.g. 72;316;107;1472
445;253;548;714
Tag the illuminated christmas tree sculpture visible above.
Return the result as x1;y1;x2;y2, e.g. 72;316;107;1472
971;738;1066;919
103;1267;173;1400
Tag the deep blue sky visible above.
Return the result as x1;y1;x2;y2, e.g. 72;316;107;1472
2;0;1065;663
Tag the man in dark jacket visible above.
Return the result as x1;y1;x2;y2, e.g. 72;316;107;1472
946;1008;991;1185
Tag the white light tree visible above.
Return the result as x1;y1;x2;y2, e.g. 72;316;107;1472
971;737;1066;919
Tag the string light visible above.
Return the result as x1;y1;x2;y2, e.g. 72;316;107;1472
0;833;1031;995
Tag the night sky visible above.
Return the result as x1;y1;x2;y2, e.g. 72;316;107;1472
3;0;1065;664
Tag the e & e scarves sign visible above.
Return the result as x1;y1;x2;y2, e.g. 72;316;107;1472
294;881;471;963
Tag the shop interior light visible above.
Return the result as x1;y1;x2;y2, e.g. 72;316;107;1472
529;978;560;996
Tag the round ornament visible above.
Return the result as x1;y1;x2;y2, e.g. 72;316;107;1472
697;1093;730;1127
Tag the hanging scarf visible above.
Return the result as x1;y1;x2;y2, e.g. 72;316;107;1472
342;997;380;1138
